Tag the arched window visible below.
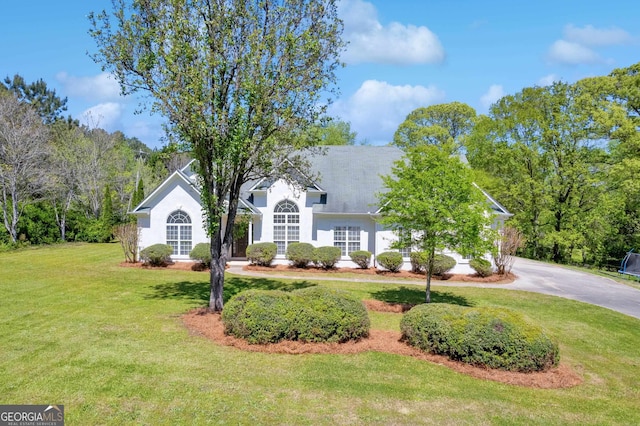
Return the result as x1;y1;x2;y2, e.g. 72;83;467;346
167;210;192;255
273;200;299;255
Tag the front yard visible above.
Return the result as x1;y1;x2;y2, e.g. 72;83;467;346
1;243;639;425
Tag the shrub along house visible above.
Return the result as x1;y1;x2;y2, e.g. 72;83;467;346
131;145;511;273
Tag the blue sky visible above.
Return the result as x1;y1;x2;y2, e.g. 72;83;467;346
1;1;637;148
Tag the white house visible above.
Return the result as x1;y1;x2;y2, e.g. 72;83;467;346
131;145;511;274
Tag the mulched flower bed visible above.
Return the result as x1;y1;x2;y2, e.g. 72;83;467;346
182;302;582;389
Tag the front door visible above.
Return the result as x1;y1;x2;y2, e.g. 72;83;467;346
231;224;249;258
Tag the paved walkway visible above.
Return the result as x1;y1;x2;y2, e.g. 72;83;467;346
227;258;640;320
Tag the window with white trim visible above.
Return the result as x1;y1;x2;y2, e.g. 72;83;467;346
273;200;299;255
397;228;412;257
334;226;360;256
167;210;192;255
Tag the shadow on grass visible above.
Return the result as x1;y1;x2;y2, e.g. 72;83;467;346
370;286;473;307
147;276;315;304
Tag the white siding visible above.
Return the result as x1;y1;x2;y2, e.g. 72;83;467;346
138;177;208;261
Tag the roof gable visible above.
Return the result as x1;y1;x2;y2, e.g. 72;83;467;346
248;159;325;193
131;169;198;215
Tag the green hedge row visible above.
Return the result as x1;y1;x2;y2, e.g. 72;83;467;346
222;287;370;344
400;303;559;372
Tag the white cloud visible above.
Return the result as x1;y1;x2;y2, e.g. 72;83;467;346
564;24;632;47
80;102;124;130
331;79;445;144
537;74;559;86
56;72;121;101
546;24;633;66
547;40;600;65
480;84;504;110
339;0;445;65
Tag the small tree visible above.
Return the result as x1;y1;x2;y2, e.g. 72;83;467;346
132;178;145;209
377;145;494;303
113;222;140;263
100;184;116;242
493;226;525;274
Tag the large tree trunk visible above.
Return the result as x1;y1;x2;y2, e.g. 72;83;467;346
209;229;226;312
207;181;241;312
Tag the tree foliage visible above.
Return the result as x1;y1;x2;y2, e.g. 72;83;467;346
305;119;358;145
393;102;476;153
90;0;344;311
377;145;494;302
1;74;68;124
466;82;610;263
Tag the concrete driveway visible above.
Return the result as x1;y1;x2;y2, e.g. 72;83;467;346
228;258;640;320
507;257;640;320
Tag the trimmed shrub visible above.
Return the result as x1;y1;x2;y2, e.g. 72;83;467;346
222;287;370;344
350;250;372;269
246;242;277;266
432;254;456;275
291;287;370;342
410;253;456;275
376;251;403;272
401;303;559;372
221;290;297;344
409;251;428;273
286;242;315;268
189;243;211;266
313;246;342;269
470;258;493;277
140;243;173;266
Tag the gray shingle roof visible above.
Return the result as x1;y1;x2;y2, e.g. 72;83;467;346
238;145;510;217
307;145;404;214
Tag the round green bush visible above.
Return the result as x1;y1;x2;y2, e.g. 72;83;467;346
409;252;456;274
470;258;493;277
400;304;559;372
409;251;428;273
286;242;315;268
349;250;372;269
221;290;297;344
222;287;370;344
246;242;277;266
189;242;211;266
140;243;173;266
313;246;342;269
376;251;403;272
291;287;370;342
432;254;456;275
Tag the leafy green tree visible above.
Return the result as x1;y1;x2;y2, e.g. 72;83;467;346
393;102;476;153
90;0;344;311
579;63;640;261
467;82;610;263
377;145;493;303
305;119;357;145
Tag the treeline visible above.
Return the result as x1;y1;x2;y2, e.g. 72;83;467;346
394;62;640;269
0;75;185;248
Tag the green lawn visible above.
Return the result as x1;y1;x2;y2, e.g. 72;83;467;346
1;244;639;425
